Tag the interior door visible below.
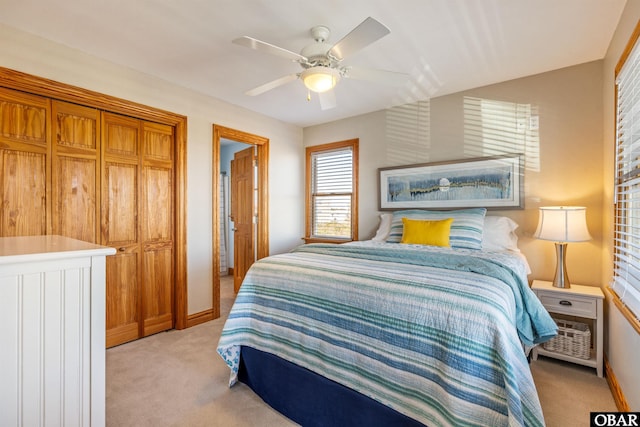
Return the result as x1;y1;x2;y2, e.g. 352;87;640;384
230;146;255;293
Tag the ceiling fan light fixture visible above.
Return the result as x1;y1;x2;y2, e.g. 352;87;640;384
301;66;340;93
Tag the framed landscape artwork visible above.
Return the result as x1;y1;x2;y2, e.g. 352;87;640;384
378;154;523;210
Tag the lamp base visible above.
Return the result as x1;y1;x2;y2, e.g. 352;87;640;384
552;242;570;288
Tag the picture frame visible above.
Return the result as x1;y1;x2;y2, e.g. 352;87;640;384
378;154;523;210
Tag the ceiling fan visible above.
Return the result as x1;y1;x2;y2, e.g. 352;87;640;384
232;17;408;110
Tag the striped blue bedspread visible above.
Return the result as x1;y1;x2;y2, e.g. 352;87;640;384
217;241;557;427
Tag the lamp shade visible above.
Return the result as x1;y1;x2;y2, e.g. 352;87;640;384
301;66;340;93
534;206;591;242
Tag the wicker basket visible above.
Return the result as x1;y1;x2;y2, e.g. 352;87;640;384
543;319;591;359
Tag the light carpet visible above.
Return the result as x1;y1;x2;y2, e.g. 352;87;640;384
106;276;616;427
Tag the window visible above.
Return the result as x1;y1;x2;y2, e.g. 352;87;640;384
612;22;640;332
305;139;358;243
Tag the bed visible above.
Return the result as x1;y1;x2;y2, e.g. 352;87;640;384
217;209;557;427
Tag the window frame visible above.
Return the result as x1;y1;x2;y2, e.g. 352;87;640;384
611;19;640;335
305;139;359;243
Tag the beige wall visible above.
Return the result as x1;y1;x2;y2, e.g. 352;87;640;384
434;63;604;286
602;2;640;410
306;61;605;288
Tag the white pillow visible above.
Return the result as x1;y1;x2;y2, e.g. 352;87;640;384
482;216;520;252
372;213;393;241
386;208;487;250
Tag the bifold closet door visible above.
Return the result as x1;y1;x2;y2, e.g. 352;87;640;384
102;112;174;347
0;94;100;242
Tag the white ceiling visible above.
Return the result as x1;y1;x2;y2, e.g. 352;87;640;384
0;0;626;127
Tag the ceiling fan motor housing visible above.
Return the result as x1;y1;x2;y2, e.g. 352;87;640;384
300;25;339;69
300;42;335;68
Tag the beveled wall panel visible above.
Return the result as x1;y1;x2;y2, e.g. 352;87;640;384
0;87;47;146
104;162;137;244
104;117;139;157
144;122;173;162
54;156;97;242
0;150;46;236
55;111;96;149
143;245;173;335
105;253;139;329
143;166;172;241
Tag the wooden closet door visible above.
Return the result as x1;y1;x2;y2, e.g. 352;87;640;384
141;121;174;337
102;112;142;347
0;87;50;237
51;101;100;243
102;113;175;347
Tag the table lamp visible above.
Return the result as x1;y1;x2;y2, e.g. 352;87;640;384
534;206;591;288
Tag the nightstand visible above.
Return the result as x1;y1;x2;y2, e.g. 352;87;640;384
530;280;604;377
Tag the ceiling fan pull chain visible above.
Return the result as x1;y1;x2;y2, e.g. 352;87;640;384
307;90;311;102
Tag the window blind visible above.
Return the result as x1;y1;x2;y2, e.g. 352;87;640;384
613;34;640;320
310;147;353;239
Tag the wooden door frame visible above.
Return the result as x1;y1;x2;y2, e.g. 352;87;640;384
212;125;269;319
0;66;189;330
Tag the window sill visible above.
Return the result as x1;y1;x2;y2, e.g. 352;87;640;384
607;287;640;335
303;237;353;245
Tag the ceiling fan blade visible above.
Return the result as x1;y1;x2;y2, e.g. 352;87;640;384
328;17;390;61
233;36;307;62
345;66;408;85
318;90;337;110
245;74;299;96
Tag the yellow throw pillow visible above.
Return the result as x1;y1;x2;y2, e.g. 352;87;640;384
400;217;453;247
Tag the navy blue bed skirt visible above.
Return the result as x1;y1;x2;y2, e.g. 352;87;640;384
238;346;426;427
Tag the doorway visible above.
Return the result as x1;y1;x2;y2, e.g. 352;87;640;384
212;125;269;319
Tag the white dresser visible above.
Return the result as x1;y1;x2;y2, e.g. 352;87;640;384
0;235;116;427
